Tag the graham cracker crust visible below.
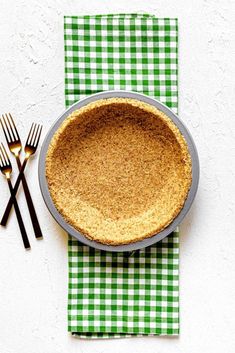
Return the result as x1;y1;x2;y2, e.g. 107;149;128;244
46;98;192;245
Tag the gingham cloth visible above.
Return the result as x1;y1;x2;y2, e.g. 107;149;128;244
64;14;179;338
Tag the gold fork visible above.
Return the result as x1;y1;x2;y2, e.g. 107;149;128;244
1;123;43;226
0;144;30;249
0;114;42;238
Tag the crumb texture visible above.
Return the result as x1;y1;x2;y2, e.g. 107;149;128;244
46;98;192;244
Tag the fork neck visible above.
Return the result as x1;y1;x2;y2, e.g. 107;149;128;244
13;152;23;171
18;155;30;176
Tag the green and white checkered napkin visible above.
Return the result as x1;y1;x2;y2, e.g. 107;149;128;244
64;14;179;338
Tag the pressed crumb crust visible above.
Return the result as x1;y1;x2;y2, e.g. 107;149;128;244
46;98;192;245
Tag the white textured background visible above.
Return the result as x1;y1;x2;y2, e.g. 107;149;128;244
0;1;235;352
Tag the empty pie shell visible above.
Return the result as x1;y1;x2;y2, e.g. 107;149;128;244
46;98;192;245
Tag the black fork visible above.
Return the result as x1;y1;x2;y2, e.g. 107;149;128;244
0;143;30;249
0;114;43;238
1;123;43;227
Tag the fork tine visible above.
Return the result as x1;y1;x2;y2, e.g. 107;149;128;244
0;146;4;166
8;113;20;140
0;118;8;142
5;113;17;141
31;124;38;146
29;123;37;145
3;114;15;141
35;125;42;148
32;124;40;146
1;143;11;166
26;123;34;145
0;144;7;165
1;115;11;143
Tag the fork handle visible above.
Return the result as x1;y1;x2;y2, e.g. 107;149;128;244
15;156;42;238
1;157;28;226
7;179;30;249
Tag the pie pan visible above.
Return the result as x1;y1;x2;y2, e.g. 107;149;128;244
38;91;199;252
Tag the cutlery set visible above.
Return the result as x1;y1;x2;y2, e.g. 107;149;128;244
0;113;43;249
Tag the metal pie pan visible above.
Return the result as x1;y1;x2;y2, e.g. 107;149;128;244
38;90;199;252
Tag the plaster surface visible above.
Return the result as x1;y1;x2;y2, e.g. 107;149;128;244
0;1;235;352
